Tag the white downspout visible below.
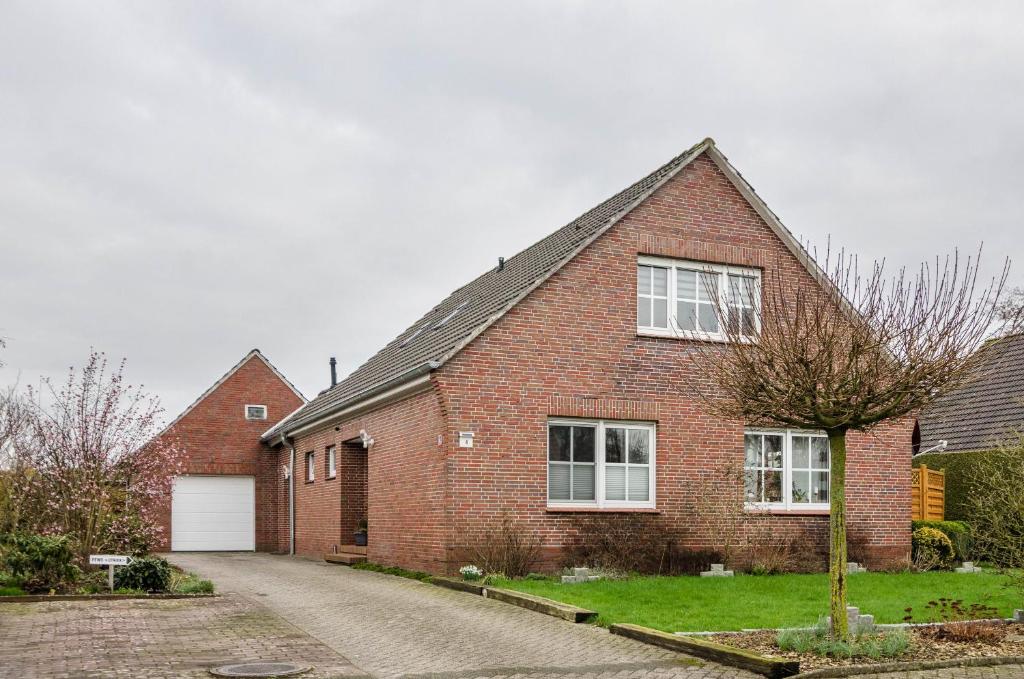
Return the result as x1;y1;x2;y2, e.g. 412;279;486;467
281;435;295;556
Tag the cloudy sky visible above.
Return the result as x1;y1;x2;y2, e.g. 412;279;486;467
2;1;1023;420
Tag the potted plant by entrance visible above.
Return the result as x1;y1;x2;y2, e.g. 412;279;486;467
354;519;368;547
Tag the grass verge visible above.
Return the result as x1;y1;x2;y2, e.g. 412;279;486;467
352;561;433;582
168;569;215;594
492;571;1018;632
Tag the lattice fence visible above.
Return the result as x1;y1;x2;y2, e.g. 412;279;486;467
911;464;945;520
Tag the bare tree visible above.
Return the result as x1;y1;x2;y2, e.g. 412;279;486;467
691;249;1006;640
996;286;1024;334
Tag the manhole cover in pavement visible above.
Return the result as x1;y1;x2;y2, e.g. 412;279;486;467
210;662;310;677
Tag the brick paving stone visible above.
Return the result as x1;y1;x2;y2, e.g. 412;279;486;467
0;595;360;679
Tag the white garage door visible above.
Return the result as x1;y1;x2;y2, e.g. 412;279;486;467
171;475;255;551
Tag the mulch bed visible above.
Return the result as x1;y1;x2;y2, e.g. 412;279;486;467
705;622;1024;672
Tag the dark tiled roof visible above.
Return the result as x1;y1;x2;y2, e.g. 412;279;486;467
267;140;711;438
919;333;1024;452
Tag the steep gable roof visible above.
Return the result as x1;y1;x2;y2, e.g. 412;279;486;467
266;138;823;440
918;333;1024;453
160;349;305;438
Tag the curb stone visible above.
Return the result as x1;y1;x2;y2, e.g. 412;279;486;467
790;655;1024;678
0;593;218;602
611;623;799;678
430;576;597;623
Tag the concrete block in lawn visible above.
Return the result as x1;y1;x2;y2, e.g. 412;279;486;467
700;563;734;577
955;561;982;573
561;567;600;584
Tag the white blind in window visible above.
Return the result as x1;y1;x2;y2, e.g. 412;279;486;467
548;464;570;500
605;466;626;501
628;467;649;501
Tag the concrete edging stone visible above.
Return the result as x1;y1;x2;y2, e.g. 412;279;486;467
611;623;800;678
430;576;596;623
791;655;1024;678
0;593;218;602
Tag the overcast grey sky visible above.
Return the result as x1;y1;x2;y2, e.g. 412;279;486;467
2;1;1023;420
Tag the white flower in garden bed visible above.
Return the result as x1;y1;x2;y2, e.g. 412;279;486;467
459;565;483;581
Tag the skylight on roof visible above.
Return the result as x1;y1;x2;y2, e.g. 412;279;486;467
399;325;427;347
432;300;469;330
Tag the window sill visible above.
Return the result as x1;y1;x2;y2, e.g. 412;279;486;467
546;506;659;514
745;506;830;516
636;328;755;344
304;480;314;485
326;475;336;480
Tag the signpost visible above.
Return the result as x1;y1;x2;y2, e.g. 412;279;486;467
89;554;133;591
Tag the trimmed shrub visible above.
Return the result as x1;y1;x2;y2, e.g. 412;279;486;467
113;556;171;592
912;520;972;560
912;526;955;570
0;533;79;593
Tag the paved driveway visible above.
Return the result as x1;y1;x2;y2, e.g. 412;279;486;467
0;594;359;679
169;552;750;679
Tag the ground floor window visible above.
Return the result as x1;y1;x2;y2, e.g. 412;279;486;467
547;419;656;509
326;445;336;479
744;429;830;510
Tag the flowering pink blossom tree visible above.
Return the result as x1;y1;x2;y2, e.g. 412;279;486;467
14;352;185;562
0;382;35;533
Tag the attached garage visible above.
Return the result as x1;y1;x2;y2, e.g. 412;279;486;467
171;475;255;551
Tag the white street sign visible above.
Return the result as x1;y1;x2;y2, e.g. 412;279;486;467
89;554;132;566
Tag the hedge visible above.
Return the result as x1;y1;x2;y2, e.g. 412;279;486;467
913;450;1000;521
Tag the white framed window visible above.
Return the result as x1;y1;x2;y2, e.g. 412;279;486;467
637;256;760;341
547;419;656;509
326;445;336;479
744;430;830;510
245;404;268;420
305;451;315;482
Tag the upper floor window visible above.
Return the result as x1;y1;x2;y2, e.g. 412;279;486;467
547;419;655;509
245;404;268;420
637;256;760;341
305;451;315;482
744;430;830;510
326;445;337;479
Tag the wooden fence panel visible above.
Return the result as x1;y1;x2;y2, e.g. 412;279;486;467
911;464;945;521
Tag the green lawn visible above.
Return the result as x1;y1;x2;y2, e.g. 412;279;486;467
492;571;1019;632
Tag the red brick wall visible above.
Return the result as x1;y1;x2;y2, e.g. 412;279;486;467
291;430;342;557
287;387;447;571
430;154;912;572
153;354;305;551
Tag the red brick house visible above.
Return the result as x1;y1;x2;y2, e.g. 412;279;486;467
154;349;305;552
254;138;911;573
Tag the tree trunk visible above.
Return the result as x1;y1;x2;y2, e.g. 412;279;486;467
828;431;849;640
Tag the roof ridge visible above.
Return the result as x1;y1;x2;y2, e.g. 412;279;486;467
158;349;304;439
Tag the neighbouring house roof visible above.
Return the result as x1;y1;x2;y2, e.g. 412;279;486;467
264;138;825;441
918;332;1024;453
159;349;306;439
